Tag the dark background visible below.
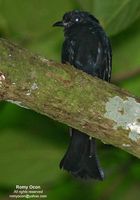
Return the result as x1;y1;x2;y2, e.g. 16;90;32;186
0;0;140;199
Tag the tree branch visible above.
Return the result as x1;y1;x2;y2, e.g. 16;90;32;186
112;67;140;84
0;38;140;158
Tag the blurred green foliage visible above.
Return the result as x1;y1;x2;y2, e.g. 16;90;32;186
0;0;140;199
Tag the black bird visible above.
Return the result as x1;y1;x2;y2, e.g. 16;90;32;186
53;10;112;180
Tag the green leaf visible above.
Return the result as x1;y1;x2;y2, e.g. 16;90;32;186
0;0;74;40
0;129;63;185
111;18;140;96
0;104;68;186
74;0;93;11
93;0;140;35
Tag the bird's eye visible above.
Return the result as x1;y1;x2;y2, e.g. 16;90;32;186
75;18;79;22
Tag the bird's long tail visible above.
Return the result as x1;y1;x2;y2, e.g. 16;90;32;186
60;128;104;180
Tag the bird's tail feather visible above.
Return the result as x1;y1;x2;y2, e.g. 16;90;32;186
60;128;104;180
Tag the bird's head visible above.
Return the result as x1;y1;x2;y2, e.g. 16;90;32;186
53;10;99;28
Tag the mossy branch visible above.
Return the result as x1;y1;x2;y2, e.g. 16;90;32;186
0;38;140;158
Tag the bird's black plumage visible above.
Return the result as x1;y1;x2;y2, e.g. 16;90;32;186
53;10;112;180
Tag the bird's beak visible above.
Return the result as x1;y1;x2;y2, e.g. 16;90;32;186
53;21;64;27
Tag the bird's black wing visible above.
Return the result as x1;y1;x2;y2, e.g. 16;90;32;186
62;38;76;65
62;24;112;82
